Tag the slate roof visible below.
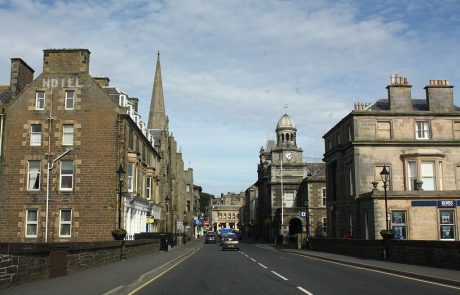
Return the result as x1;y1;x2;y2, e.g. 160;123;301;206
306;162;325;177
368;98;460;112
103;87;120;96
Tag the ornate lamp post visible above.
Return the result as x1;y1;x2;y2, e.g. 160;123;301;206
116;165;126;230
380;165;390;231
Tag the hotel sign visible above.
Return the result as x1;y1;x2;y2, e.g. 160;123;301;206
42;77;83;88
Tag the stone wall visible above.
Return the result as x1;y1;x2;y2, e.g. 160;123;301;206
0;239;160;289
309;238;460;270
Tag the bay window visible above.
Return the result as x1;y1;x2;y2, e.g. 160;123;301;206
127;163;134;192
405;158;443;191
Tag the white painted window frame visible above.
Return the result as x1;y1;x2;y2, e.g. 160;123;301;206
27;160;41;190
25;209;38;238
415;121;430;140
60;160;74;191
35;91;45;110
62;124;74;146
65;90;74;110
30;124;42;146
146;176;152;199
59;209;72;238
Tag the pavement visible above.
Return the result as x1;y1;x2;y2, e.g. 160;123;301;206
2;238;460;294
2;239;204;295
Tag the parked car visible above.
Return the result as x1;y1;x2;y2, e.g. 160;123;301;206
205;232;217;244
222;235;239;251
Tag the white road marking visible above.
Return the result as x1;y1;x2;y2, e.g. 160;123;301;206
250;258;257;262
258;263;268;269
287;252;460;291
271;271;288;281
297;286;314;295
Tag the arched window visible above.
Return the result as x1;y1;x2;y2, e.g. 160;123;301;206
281;134;285;142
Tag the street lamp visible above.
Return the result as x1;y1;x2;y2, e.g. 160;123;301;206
45;148;72;243
165;196;170;237
116;165;126;230
380;165;390;231
183;210;187;243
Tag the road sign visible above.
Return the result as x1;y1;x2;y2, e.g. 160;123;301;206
300;211;306;217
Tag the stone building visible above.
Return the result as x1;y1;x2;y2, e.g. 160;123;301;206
0;49;162;242
210;192;244;232
255;114;314;242
323;75;460;240
298;163;327;237
147;53;195;239
192;185;202;237
239;185;258;237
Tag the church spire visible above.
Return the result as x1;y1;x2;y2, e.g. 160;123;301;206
148;51;167;130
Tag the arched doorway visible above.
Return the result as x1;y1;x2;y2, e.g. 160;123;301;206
289;218;302;236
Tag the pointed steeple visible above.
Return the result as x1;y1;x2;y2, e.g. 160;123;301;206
148;51;167;130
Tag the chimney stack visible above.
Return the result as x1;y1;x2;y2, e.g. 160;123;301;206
93;77;110;87
10;58;34;99
43;49;90;74
425;80;454;113
387;74;412;112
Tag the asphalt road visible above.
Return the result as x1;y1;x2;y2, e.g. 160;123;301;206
131;241;460;295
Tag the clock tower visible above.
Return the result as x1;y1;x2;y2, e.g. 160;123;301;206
274;113;303;164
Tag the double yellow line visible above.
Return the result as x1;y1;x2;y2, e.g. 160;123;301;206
128;249;198;294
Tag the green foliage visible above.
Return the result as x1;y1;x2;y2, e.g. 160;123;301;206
380;228;395;239
112;228;127;235
380;228;395;235
199;192;214;214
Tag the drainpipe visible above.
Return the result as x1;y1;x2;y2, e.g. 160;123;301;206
0;111;4;159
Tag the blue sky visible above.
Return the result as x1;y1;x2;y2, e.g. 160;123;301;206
1;0;460;196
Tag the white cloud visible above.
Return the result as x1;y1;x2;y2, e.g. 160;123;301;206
1;0;460;195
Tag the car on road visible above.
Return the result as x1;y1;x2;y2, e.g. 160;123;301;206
222;235;239;251
205;232;217;244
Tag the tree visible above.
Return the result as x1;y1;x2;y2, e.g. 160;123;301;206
199;192;214;215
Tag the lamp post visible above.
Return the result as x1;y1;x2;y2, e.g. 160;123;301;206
45;148;72;243
165;196;170;242
183;210;187;243
380;165;390;231
116;165;126;230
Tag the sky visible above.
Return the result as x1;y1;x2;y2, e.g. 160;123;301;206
1;0;460;196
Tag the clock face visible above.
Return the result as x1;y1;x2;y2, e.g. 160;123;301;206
284;152;293;161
